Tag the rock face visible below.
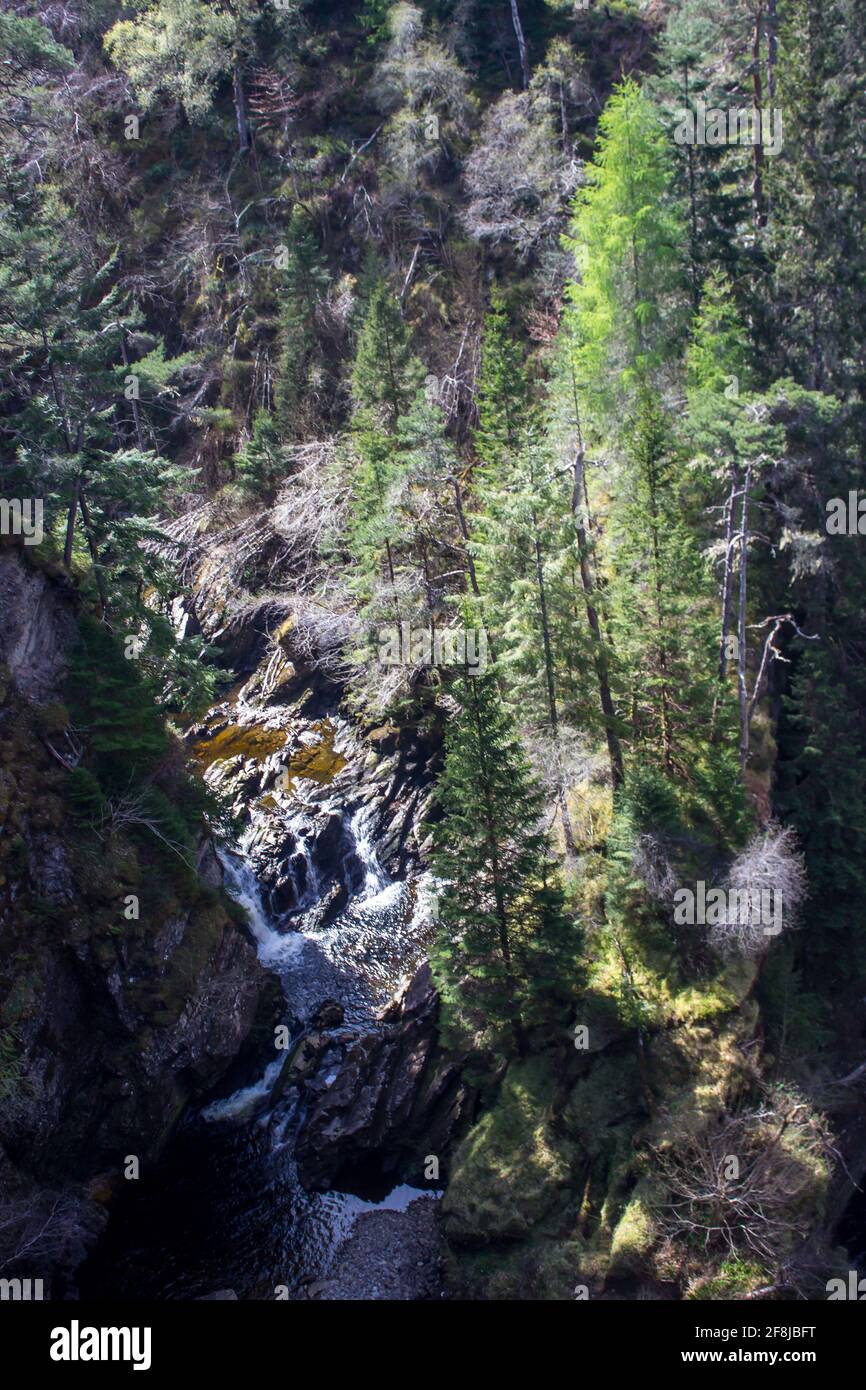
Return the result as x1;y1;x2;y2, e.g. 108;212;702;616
0;547;78;703
0;547;277;1290
294;963;473;1191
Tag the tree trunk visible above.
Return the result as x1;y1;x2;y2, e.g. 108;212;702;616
451;475;481;599
568;387;624;786
717;468;738;682
63;473;80;570
508;0;530;90
737;465;752;771
470;685;528;1058
712;468;739;736
120;327;146;452
384;537;396;586
532;515;577;857
78;488;110;622
645;445;672;770
751;3;766;228
233;65;251;153
682;62;701;309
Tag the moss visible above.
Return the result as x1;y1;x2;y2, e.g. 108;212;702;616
687;1258;768;1301
277;719;347;791
671;956;759;1023
193;721;287;767
609;1182;658;1276
446;1235;592;1301
443;1055;577;1247
561;1052;641;1161
366;723;399;744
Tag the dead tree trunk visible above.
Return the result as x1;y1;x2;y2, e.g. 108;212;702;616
509;0;530;89
737;464;752;771
751;3;766;228
233;65;251;153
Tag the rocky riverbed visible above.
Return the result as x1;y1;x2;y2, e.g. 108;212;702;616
305;1195;443;1300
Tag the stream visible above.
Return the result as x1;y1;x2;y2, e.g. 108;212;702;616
81;704;438;1301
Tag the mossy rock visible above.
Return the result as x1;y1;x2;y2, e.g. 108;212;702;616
442;1055;577;1247
560;1051;641;1160
608;1181;658;1277
278;720;347;790
193;721;287;768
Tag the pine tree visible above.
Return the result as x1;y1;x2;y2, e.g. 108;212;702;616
684;272;754;703
473;434;599;852
237;409;287;501
351;279;422;428
347;279;423;598
650;0;757;304
546;319;625;789
473;285;532;471
274;208;329;438
609;387;727;804
768;0;866;396
430;669;581;1055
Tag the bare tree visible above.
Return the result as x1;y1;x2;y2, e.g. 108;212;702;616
632;832;678;903
0;1191;88;1277
653;1090;832;1268
710;823;807;957
461;90;579;258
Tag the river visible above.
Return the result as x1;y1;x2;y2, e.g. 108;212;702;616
81;712;438;1300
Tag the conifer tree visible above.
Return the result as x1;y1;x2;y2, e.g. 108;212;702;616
236;409;287;501
431;669;580;1055
650;0;756;303
473;285;532;471
351;279;422;428
275;209;329;438
609;387;722;795
347;279;423;597
768;0;866;396
563;79;688;430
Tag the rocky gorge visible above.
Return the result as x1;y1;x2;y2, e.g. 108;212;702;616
0;536;476;1299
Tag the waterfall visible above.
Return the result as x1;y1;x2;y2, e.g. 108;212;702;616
281;807;321;911
200;1056;286;1123
216;841;305;968
348;803;387;899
